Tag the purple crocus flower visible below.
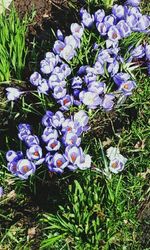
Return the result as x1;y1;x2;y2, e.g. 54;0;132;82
106;39;119;48
97;49;113;64
51;111;65;128
45;52;60;65
108;25;121;42
6;150;23;162
37;79;49;94
57;29;64;41
136;15;150;31
42;127;58;143
49;71;64;83
109;153;127;173
62;119;82;136
70;23;84;39
145;44;150;60
76;153;91;170
74;110;89;128
94;9;105;23
126;14;139;30
145;44;150;75
84;72;97;84
97;22;109;36
77;65;87;75
42;111;54;127
60;44;76;61
18;123;31;131
65;145;82;165
73;89;80;99
112;4;125;19
94;61;104;75
128;7;142;18
60;64;72;77
58;95;74;111
25;135;40;147
53;40;65;55
102;94;115;111
104;14;116;28
0;187;3;197
108;60;119;76
116;20;131;38
6;88;23;101
64;35;80;49
40;59;54;74
53;86;67;100
93;43;99;50
113;72;131;86
8;160;18;175
50;153;69;173
119;81;136;95
72;76;83;89
63;132;81;147
16;159;36;179
88;81;106;95
81;10;94;28
46;138;61;151
30;72;42;86
130;44;145;58
18;127;31;141
126;0;141;7
26;145;44;165
79;91;102;109
49;79;66;90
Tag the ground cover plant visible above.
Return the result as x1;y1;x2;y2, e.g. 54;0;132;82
0;0;150;249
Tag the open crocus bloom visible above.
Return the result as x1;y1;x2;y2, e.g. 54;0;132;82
106;147;127;173
65;145;82;165
50;153;69;173
74;110;89;128
76;153;91;170
6;87;23;101
109;155;127;173
26;145;44;165
42;127;58;143
108;25;121;42
119;81;136;96
16;159;36;180
46;139;61;152
79;91;102;109
63;132;81;147
70;23;84;38
51;111;65;128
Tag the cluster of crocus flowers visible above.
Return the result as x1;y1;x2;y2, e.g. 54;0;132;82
6;110;91;179
27;1;149;112
41;110;91;173
128;44;150;75
6;124;44;179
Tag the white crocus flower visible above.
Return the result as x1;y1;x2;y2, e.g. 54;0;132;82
106;147;127;174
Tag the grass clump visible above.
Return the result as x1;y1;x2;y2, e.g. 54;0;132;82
0;5;31;82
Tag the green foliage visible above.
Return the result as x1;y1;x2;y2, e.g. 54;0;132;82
85;0;117;10
0;5;32;82
41;169;144;249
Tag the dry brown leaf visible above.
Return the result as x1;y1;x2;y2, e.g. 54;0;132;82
27;227;36;239
102;137;112;147
0;0;12;14
134;139;145;149
138;168;150;179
